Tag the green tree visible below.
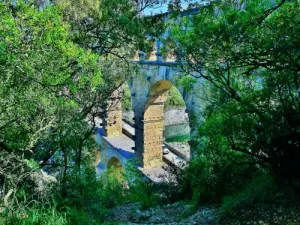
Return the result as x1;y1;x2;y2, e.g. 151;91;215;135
53;0;164;57
0;0;171;223
170;0;300;179
0;0;114;211
168;0;182;11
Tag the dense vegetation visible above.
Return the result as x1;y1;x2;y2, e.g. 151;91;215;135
167;0;300;222
0;0;162;223
172;0;300;178
0;0;300;224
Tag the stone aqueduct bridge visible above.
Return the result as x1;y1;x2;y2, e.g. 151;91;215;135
95;57;205;177
95;9;205;177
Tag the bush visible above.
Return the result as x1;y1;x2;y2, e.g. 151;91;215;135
0;164;130;225
124;160;161;209
121;86;133;111
219;173;277;217
57;165;128;225
0;201;67;225
165;86;186;109
188;151;258;206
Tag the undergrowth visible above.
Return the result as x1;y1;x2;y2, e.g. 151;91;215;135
219;173;277;217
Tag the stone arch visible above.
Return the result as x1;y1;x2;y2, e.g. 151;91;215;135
136;80;191;168
107;156;124;178
107;156;123;169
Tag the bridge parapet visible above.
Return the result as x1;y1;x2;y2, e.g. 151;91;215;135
133;47;178;63
131;7;201;63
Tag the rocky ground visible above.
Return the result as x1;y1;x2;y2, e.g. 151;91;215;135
105;199;300;225
220;200;300;225
106;201;217;225
166;142;190;158
163;108;189;126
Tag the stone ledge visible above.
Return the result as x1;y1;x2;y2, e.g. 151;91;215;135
142;119;164;123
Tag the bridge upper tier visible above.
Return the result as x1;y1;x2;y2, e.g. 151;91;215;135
133;7;202;62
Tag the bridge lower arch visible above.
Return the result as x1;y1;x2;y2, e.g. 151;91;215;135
107;156;124;179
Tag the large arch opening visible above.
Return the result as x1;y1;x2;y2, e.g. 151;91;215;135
141;80;191;168
164;86;191;156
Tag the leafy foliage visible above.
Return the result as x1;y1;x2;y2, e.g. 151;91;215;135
0;1;134;223
170;0;300;179
54;0;165;58
220;173;277;217
122;84;133;110
1;0;300;224
165;85;186;109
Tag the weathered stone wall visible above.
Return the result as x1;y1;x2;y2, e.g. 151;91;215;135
140;81;171;167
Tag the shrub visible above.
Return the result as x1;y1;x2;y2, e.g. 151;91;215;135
0;200;67;225
124;160;161;209
57;166;126;224
165;86;186;109
219;173;277;217
188;151;259;206
121;86;133;111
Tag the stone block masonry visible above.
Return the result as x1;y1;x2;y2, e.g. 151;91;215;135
142;118;164;168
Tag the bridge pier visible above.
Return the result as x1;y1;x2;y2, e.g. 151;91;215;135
141;118;164;168
102;89;123;137
136;81;171;168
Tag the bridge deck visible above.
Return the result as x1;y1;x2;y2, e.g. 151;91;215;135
103;135;135;154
